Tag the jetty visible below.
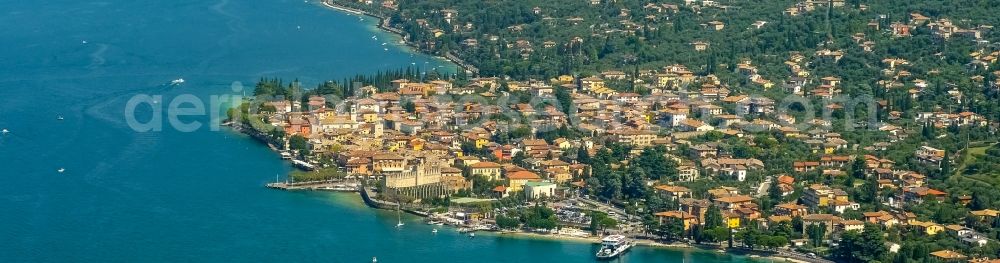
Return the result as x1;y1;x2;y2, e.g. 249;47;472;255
266;180;359;192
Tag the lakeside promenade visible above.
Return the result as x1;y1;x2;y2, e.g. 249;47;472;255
264;179;822;263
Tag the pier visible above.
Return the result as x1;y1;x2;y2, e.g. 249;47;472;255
266;180;359;192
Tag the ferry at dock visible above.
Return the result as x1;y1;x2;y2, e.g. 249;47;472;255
596;235;632;260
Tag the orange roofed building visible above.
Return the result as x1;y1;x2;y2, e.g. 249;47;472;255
506;171;542;192
654;211;698;231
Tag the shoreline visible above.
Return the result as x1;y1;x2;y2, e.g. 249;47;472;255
293;189;805;262
317;0;477;74
452;227;805;262
256;3;824;263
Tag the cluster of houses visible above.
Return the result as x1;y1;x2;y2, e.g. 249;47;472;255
306;1;1000;260
264;79;590;200
784;0;847;17
652;184;998;261
881;12;991;42
261;59;988;208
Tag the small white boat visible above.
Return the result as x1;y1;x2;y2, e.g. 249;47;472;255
468;233;475;238
395;204;404;228
170;79;185;85
372;256;377;263
296;25;301;29
82;40;87;44
432;229;438;234
58;168;65;173
1;128;8;134
384;48;388;51
382;42;387;45
57;115;64;121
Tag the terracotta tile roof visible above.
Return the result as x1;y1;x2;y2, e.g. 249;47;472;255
714;195;754;204
655;185;691;192
930;250;966;259
506;171;541;180
654;211;697;220
469;161;501;169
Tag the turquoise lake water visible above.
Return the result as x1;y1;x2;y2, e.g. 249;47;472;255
0;0;751;262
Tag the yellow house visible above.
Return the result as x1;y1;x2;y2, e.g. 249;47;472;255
550;171;572;183
581;76;606;91
465;133;490;149
824;145;836;154
557;75;575;83
925;225;945;236
506;171;542;192
911;220;944;235
655;74;677;88
726;215;741;228
475;137;489;148
362;112;379;123
803;184;849;208
654;211;698;231
558;140;572;149
409;138;425;151
834;194;849;203
553;138;573;149
469;161;502;181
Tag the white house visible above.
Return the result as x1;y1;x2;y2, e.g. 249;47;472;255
524;181;557;199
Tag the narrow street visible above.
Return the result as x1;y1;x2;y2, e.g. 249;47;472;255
755;175;773;198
